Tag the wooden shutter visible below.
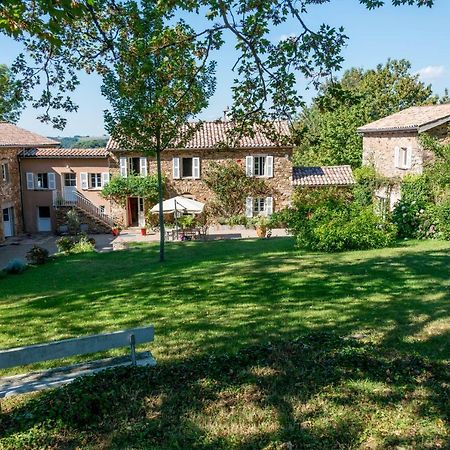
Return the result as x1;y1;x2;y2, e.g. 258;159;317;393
80;172;88;190
394;147;401;168
102;172;110;186
26;172;34;190
246;197;253;218
266;156;274;178
245;156;254;177
193;157;201;179
173;157;180;179
265;196;273;215
139;157;148;176
119;156;128;177
406;147;413;169
47;172;56;190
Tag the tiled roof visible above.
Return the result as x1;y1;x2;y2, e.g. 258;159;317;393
292;165;355;187
107;120;292;151
0;122;59;147
357;104;450;133
20;147;109;158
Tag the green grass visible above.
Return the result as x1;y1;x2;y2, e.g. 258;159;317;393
0;238;449;449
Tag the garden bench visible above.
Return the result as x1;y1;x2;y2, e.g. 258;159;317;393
0;325;156;398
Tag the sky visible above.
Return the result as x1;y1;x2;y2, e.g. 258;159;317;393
1;0;449;137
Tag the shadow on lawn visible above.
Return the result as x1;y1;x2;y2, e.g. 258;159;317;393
0;333;448;449
1;238;449;365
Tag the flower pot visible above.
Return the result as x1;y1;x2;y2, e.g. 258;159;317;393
112;228;120;236
256;225;267;238
141;228;147;236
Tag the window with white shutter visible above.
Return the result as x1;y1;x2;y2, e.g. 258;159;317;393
246;156;254;177
80;172;88;190
26;172;34;190
102;172;110;186
246;197;254;218
119;156;128;177
192;157;201;179
266;156;274;178
173;157;180;179
139;157;148;176
265;196;273;215
395;146;412;169
47;172;56;190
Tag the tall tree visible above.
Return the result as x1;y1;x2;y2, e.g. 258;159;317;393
101;2;216;262
295;59;438;167
0;0;435;129
0;64;23;122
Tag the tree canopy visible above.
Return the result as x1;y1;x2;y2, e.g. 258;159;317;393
0;64;23;122
295;59;438;168
0;0;435;129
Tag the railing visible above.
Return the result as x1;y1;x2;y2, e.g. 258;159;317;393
53;189;115;227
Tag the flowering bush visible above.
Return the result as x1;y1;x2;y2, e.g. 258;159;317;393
392;199;437;239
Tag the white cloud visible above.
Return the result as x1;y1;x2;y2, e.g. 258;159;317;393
278;33;296;42
416;65;446;80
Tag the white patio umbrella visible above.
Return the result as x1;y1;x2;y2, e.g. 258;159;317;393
151;196;205;240
150;196;205;214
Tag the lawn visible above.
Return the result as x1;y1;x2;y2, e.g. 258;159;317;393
0;238;449;449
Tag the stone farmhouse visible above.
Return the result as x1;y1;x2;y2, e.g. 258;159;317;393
0;119;355;239
358;104;450;208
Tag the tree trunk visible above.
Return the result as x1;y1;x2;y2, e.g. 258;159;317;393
156;142;165;262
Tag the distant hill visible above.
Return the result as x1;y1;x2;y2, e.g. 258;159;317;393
49;135;109;149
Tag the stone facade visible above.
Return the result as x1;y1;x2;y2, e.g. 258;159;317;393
362;124;449;208
55;206;112;234
109;147;294;226
0;148;23;242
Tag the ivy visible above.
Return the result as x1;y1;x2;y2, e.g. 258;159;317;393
101;175;161;206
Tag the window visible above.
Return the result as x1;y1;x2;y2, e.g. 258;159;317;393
395;146;412;169
129;157;140;175
36;173;49;189
182;157;193;177
38;206;51;218
90;173;102;189
1;163;9;182
64;173;76;187
254;156;266;176
253;197;266;215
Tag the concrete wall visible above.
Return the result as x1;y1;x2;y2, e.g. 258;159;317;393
20;157;112;233
0;148;23;242
110;147;294;225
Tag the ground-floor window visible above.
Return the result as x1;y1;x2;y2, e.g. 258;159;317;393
246;196;273;217
253;197;266;215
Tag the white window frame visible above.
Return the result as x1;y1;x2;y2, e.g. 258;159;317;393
395;146;412;170
89;173;102;189
253;155;267;177
253;196;266;215
246;155;274;178
1;162;9;182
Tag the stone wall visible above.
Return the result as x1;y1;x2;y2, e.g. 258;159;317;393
0;147;23;242
54;206;112;234
109;147;294;224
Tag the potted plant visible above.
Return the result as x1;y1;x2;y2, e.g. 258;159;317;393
253;215;269;238
112;226;121;236
140;227;147;236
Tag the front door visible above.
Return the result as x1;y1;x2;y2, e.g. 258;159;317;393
128;197;145;227
63;173;77;202
37;206;52;232
138;197;145;228
2;207;14;237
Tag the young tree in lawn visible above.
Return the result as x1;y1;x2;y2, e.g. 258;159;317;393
101;2;216;262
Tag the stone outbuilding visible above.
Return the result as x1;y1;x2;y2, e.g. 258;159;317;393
357;104;450;208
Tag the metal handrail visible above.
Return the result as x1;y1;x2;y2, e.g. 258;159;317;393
53;189;114;227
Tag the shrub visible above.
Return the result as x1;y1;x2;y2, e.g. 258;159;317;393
178;215;196;229
401;174;431;205
67;209;81;235
4;258;27;274
434;199;450;239
71;236;96;254
288;187;396;252
25;246;49;265
56;236;75;253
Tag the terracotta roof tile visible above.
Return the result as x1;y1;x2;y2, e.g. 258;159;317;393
20;147;109;158
292;165;355;187
0;122;59;147
107;120;292;151
357;105;450;133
